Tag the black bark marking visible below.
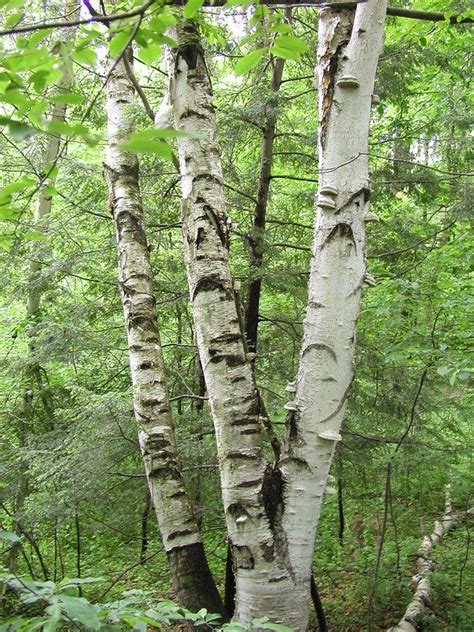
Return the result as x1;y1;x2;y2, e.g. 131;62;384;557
232;545;254;570
191;275;233;300
226;451;257;460
261;542;275;562
236;478;261;488
261;464;285;532
319;374;355;424
226;502;249;518
138;361;154;370
169;490;186;499
279;456;312;473
240;427;260;435
195;226;205;248
322;222;355;250
287;410;299;441
168;528;194;541
335;187;371;214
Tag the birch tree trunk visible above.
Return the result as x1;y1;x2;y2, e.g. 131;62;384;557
277;1;388;624
168;2;387;625
104;48;223;616
167;20;298;625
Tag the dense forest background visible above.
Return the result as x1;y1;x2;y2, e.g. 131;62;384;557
0;0;472;630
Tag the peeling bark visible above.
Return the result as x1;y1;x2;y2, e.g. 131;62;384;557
104;48;223;615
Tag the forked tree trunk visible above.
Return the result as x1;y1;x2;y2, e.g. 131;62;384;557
104;49;223;615
168;1;386;625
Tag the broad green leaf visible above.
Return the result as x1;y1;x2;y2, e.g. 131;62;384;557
49;92;84;105
46;120;90;137
436;366;449;377
0;234;14;251
59;576;105;589
235;48;264;75
120;139;174;160
137;43;161;66
5;11;23;27
272;23;291;34
269;46;300;62
58;595;101;631
0;176;35;202
183;0;204;19
73;46;96;67
109;30;132;58
274;34;309;53
4;120;36;141
43;603;62;632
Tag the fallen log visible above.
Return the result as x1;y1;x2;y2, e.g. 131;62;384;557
388;489;470;631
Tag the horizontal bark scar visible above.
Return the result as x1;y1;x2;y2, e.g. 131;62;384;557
302;342;337;362
191;275;233;300
335;187;371;215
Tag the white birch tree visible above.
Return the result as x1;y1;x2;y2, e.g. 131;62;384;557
167;0;387;626
104;46;223;615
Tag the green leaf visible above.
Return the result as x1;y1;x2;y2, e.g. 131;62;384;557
43;602;62;632
436;366;449;377
0;175;35;202
120;139;174;160
0;234;14;251
58;595;101;631
261;624;294;632
73;46;96;67
24;230;47;241
49;92;84;105
59;576;105;589
269;46;300;62
274;34;309;53
5;120;36;141
137;42;162;66
109;30;132;59
235;49;264;75
183;0;205;19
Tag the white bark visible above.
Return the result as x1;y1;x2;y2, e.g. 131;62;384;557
277;0;388;624
168;3;387;626
388;490;461;632
105;50;201;552
104;52;224;615
167;21;301;626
